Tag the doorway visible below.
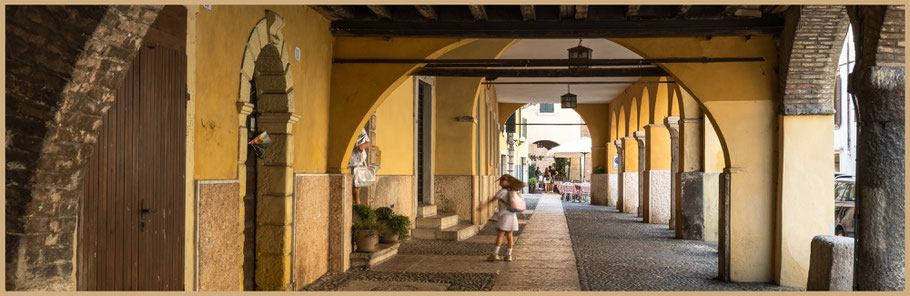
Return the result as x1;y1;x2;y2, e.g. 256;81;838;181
77;5;187;291
416;77;434;205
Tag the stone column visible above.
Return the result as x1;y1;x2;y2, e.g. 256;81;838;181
620;137;639;214
852;64;905;290
664;116;680;230
634;131;646;218
677;117;704;240
643;124;671;224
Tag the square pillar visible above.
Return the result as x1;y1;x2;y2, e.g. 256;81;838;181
606;144;619;207
620;137;639;214
775;114;834;288
644;124;671;224
676;117;704;238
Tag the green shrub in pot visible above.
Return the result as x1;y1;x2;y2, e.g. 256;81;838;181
594;165;606;174
387;214;411;240
353;204;376;225
375;207;394;221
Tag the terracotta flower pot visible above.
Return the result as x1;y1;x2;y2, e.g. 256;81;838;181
354;229;379;253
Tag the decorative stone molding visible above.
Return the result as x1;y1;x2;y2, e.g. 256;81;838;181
235;10;299;291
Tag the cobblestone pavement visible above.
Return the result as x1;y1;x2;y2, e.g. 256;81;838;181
562;202;801;291
301;196;541;291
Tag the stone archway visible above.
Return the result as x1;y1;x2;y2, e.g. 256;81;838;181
5;5;163;291
235;10;299;291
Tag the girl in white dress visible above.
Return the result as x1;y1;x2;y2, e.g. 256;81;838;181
478;174;525;262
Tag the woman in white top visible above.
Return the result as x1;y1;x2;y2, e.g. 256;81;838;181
348;128;371;205
478;174;525;262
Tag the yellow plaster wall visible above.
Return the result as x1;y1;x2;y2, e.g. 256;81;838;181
193;6;333;179
612;36;778;104
645;125;671;170
433;39;514;176
703;100;777;282
622;138;639;172
704;115;726;173
575;104;611;169
373;77;415;176
606;144;619;174
435;77;481;175
328;37;472;173
612;36;779;282
775;115;834;288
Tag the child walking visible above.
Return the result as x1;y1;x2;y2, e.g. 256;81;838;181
478;174;525;262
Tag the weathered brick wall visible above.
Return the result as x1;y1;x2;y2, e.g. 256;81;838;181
5;5;161;291
777;5;850;115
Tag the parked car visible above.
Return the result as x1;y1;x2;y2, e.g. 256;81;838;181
834;175;856;237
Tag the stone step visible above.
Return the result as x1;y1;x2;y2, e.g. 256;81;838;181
437;223;480;241
412;223;480;241
350;242;400;268
417;204;437;218
415;213;459;229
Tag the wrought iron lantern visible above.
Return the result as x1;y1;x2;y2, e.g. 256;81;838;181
561;84;577;108
568;39;593;69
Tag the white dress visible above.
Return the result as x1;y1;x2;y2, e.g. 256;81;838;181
493;188;520;232
347;128;370;168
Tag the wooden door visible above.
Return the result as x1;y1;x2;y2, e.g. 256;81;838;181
78;5;186;291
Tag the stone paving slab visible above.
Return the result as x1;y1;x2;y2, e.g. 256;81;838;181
371;254;504;274
492;194;581;291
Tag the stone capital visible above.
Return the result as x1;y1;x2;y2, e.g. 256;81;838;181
664;116;680;139
633;131;646;147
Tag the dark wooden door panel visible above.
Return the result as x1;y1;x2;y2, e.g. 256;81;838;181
78;5;186;291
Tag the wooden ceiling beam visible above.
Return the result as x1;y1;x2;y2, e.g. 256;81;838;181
411;67;670;78
520;5;536;21
559;5;575;19
414;5;438;20
330;17;785;38
468;5;488;21
366;5;392;19
575;5;589;20
310;5;354;21
626;5;641;18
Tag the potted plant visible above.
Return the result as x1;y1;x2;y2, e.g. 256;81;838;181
383;214;411;243
374;207;398;243
353;204;376;226
594;165;606;174
353;219;386;253
528;177;539;193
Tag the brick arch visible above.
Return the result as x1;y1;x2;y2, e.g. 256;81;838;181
778;5;851;115
5;5;162;291
234;10;299;291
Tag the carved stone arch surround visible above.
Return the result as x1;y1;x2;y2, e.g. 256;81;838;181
235;10;299;291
